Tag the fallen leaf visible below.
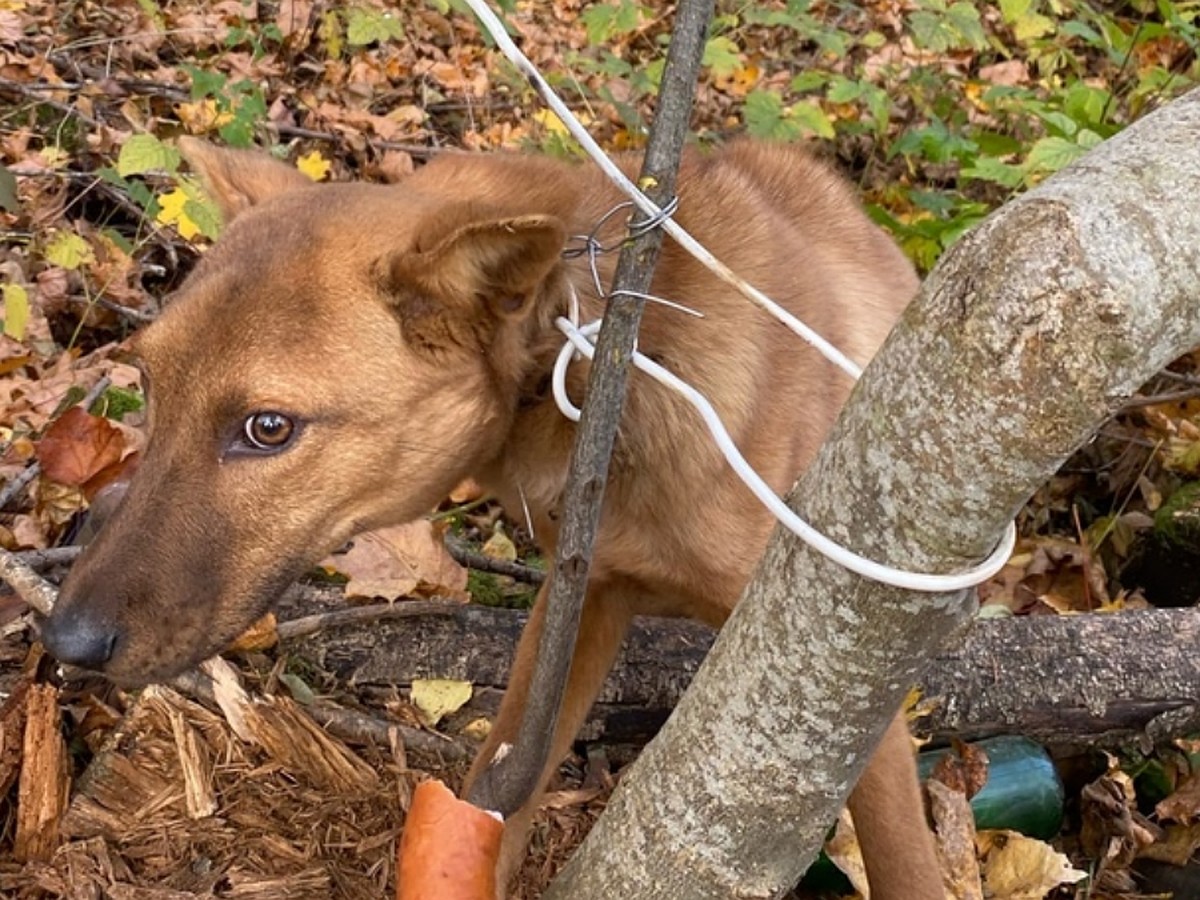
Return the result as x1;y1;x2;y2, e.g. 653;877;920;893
977;830;1087;899
411;679;472;727
482;527;517;562
1081;765;1160;869
2;283;29;340
322;521;468;601
227;612;278;652
930;738;990;800
43;231;94;270
36;407;126;487
1155;769;1200;824
296;151;331;181
448;477;484;504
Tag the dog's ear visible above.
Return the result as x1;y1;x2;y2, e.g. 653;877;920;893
179;137;313;223
390;214;566;322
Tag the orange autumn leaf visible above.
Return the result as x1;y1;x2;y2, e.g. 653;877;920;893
36;407;125;487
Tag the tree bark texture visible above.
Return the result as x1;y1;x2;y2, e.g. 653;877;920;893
289;604;1200;750
543;88;1200;899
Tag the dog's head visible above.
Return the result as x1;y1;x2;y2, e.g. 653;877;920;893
40;141;569;683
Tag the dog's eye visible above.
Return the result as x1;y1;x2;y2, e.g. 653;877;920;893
243;412;295;450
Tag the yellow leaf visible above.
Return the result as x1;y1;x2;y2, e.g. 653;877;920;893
227;612;278;652
411;679;473;726
2;283;29;340
296;151;332;182
482;527;517;562
44;231;95;270
177;98;235;134
532;108;590;138
156;187;201;240
978;830;1087;899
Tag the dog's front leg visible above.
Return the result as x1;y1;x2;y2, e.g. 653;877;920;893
463;578;636;898
847;711;944;899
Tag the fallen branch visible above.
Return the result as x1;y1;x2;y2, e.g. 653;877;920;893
286;599;1200;750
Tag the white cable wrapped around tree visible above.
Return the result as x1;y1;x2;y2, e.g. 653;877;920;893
546;86;1200;899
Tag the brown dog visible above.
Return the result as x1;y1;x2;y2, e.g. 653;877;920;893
41;139;941;898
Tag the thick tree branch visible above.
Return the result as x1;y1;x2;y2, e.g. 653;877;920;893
547;88;1200;899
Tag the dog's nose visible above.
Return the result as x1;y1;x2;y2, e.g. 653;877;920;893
39;610;118;670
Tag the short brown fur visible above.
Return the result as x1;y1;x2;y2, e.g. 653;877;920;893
45;139;941;898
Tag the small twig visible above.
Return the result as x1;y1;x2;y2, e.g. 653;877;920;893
276;600;461;642
446;538;546;584
1119;386;1200;409
13;547;81;570
173;668;468;759
0;549;56;616
0;465;42;512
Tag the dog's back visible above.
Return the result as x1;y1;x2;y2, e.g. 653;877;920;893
467;143;918;624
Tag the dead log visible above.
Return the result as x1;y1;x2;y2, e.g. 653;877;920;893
287;601;1200;750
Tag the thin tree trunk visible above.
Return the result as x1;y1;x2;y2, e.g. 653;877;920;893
545;87;1200;898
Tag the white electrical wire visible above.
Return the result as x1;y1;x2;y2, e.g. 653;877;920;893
553;316;1016;593
467;0;1017;592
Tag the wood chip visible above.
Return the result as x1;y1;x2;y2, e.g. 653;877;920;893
14;683;70;862
166;698;217;819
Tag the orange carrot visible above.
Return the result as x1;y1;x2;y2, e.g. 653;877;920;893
397;779;504;900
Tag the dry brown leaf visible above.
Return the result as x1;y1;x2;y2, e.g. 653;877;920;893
448;477;484;504
1156;769;1200;824
36;407;125;487
323;521;468;601
930;739;990;801
1138;822;1200;866
1081;766;1160;870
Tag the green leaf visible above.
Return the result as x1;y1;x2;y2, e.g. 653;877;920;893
1025;136;1088;176
703;36;742;77
0;165;17;214
92;385;145;421
789;71;828;93
44;232;94;270
183;196;223;240
787;100;835;139
1013;11;1054;42
185;65;227;100
998;0;1032;23
744;90;788;139
2;283;29;340
826;77;866;103
960;157;1026;189
117;134;181;177
945;3;987;49
345;7;404;46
